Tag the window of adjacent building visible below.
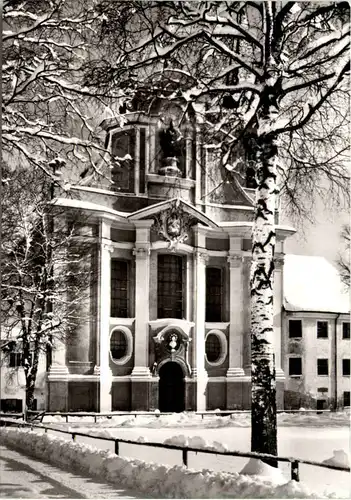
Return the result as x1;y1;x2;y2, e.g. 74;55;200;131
317;321;328;338
343;391;350;407
157;254;184;319
206;267;223;322
205;333;221;363
110;329;128;361
317;358;329;376
111;129;136;193
316;399;327;410
111;259;129;318
9;352;22;368
289;357;302;376
342;359;350;376
342;322;350;339
289;320;302;338
0;399;23;413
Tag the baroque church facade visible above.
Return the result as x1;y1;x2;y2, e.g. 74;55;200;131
47;71;295;412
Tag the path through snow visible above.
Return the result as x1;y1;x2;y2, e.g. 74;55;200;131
0;445;143;499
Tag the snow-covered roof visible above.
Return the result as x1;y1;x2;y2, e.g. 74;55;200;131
283;254;350;314
52;198;129;221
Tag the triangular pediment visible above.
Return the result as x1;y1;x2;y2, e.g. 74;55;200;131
127;198;218;228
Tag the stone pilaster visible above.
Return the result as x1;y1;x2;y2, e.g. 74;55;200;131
226;239;247;409
226;251;245;377
193;241;208;410
131;220;153;410
99;221;114;412
48;339;69;411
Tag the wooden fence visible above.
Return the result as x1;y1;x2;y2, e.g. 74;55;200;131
1;417;349;483
0;408;335;423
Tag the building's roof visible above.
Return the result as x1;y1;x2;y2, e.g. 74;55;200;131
283;254;350;314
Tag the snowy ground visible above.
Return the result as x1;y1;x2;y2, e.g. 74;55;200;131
3;411;348;498
2;427;348;499
0;445;141;499
48;411;350;497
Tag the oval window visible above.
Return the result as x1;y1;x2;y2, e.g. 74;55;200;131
110;329;127;360
206;333;221;363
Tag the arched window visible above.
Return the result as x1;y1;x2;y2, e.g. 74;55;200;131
206;267;223;322
157;254;184;319
111;129;136;193
110;259;130;318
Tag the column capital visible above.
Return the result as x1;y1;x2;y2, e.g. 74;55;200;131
133;246;150;258
227;253;243;268
242;253;252;265
102;242;114;253
274;253;285;269
194;249;209;264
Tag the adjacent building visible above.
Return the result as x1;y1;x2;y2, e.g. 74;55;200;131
283;254;350;410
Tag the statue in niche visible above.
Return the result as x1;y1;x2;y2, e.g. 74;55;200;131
160;120;181;159
166;331;181;353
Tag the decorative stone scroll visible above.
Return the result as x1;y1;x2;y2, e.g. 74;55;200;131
102;242;115;253
194;249;209;264
153;199;194;251
133;246;150;258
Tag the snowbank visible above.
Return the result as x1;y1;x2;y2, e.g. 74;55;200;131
1;427;344;499
163;435;228;452
240;458;286;485
42;409;350;429
322;450;350;468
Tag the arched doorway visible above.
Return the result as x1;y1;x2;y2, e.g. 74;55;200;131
159;362;185;412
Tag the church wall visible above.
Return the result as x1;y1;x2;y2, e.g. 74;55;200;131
66;244;97;375
204;205;253;222
147;181;194;203
112;381;131;411
206;381;227;410
206;237;229;251
111;228;136;242
68;382;98;412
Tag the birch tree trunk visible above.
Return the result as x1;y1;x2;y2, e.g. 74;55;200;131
250;127;279;465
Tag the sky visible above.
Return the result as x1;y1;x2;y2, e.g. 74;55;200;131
282;198;349;266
